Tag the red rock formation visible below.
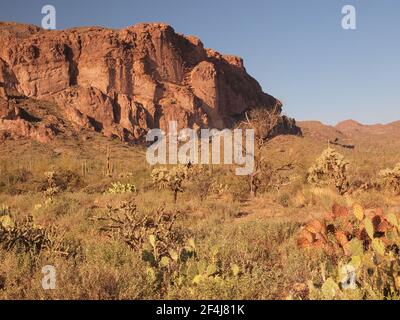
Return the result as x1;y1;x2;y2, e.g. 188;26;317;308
0;21;298;142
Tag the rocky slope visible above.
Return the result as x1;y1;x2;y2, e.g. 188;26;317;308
0;22;300;143
297;121;346;142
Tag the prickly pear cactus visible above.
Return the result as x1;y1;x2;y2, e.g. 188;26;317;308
106;182;136;194
299;204;400;299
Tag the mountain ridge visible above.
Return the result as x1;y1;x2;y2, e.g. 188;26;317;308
0;21;300;143
297;119;400;147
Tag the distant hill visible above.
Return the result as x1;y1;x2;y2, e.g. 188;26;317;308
298;119;400;142
335;119;400;138
297;121;346;142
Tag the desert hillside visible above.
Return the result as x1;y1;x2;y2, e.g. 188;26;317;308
0;22;299;144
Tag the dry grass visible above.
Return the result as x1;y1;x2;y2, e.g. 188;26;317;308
0;124;400;300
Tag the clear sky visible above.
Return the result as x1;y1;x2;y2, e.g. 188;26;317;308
1;0;399;125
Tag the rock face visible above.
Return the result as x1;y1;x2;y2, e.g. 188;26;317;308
0;21;300;142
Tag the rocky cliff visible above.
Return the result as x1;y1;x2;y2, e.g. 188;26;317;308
0;22;300;142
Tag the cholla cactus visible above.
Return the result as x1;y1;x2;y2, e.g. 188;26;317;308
43;171;61;197
307;147;349;195
151;165;191;203
0;215;79;257
379;163;400;194
107;182;137;194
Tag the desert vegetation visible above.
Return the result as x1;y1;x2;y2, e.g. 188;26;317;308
0;121;400;300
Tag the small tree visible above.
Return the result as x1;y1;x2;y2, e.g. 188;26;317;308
243;107;281;152
307;147;349;195
239;106;292;197
379;163;400;194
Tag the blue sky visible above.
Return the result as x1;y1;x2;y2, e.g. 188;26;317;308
1;0;399;124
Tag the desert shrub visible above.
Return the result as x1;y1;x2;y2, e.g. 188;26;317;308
379;163;400;194
203;201;242;222
307;147;349;195
96;201;245;294
56;169;85;191
349;179;381;194
0;214;80;257
170;220;309;300
188;169;229;201
187;170;213;201
38;193;81;217
106;182;137;194
40;169;84;196
224;174;249;200
82;181;111;194
42;171;61;197
261;162;294;192
298;204;400;299
6;168;32;184
352;190;390;209
141;235;253;298
97;201;190;290
277;193;291;208
98;201;184;253
151;165;202;203
0;168;33;194
0;204;12;216
210;181;229;197
151;165;188;203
